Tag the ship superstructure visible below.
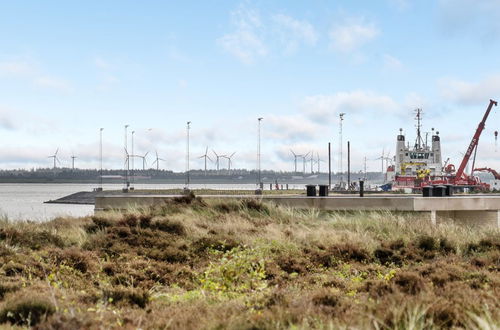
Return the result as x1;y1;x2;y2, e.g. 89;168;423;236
386;109;443;189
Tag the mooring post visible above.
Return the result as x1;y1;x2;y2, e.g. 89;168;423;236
359;179;364;197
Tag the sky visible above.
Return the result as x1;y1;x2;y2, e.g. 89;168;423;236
1;0;500;173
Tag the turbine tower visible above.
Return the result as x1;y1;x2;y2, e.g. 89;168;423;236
222;152;236;172
71;155;77;170
198;147;212;175
301;152;310;174
151;150;166;171
48;148;60;169
212;150;225;172
137;151;149;170
290;149;302;173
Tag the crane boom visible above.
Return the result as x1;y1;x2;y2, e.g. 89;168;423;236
455;99;497;180
474;167;500;180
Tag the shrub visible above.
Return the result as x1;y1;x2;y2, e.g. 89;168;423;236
52;247;92;273
0;297;55;326
243;199;269;214
311;289;340;308
0;283;19;300
85;216;113;233
153;218;186;235
394;271;426;295
416;235;437;251
0;228;64;250
103;287;149;308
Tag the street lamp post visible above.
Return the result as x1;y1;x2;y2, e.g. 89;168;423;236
131;130;135;188
124;124;129;190
257;117;263;189
339;113;345;188
99;128;104;190
186;121;191;188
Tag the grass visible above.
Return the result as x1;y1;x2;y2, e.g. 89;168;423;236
0;196;499;329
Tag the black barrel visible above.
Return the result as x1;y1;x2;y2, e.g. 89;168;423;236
445;184;454;196
306;184;317;197
422;186;433;197
318;185;329;196
433;185;446;197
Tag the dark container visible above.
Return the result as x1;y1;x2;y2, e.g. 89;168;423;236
318;185;329;196
445;185;454;196
422;186;433;197
433;185;446;197
306;185;317;197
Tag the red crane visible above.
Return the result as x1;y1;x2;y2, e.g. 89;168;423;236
474;167;500;180
453;99;497;185
424;99;497;190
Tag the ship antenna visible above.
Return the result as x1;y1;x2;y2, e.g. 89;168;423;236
414;108;424;149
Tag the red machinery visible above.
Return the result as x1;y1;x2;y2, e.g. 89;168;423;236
474;167;500;180
424;99;497;190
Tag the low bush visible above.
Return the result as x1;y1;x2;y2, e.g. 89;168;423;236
0;297;54;326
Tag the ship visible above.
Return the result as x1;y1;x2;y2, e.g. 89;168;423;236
384;100;497;192
385;109;444;191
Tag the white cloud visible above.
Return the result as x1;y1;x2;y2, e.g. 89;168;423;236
272;14;318;54
383;54;403;70
0;108;16;130
388;0;411;10
94;57;110;70
0;59;72;92
302;91;399;123
438;75;500;106
34;76;72;92
217;5;267;64
438;0;500;38
265;114;322;142
0;60;34;76
329;18;379;53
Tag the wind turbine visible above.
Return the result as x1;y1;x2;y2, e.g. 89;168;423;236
137;151;149;170
71;154;77;170
151;150;166;171
290;149;302;173
198;147;212;175
301;152;310;174
212;150;226;172
222;152;236;172
309;151;315;173
315;152;325;173
48;148;60;169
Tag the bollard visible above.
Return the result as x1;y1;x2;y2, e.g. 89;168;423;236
318;185;329;196
270;183;273;190
444;184;454;196
433;185;446;197
359;180;364;197
286;184;289;190
306;185;317;197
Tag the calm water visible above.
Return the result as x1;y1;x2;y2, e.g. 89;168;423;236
0;183;299;221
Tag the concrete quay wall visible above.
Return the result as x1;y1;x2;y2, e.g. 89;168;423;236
95;195;500;228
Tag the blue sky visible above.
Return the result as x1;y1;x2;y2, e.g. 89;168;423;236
1;0;500;172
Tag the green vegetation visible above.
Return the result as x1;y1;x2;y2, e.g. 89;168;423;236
0;196;499;329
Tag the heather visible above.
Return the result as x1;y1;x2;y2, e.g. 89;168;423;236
0;195;498;329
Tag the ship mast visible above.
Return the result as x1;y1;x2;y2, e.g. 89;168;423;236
414;108;425;150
